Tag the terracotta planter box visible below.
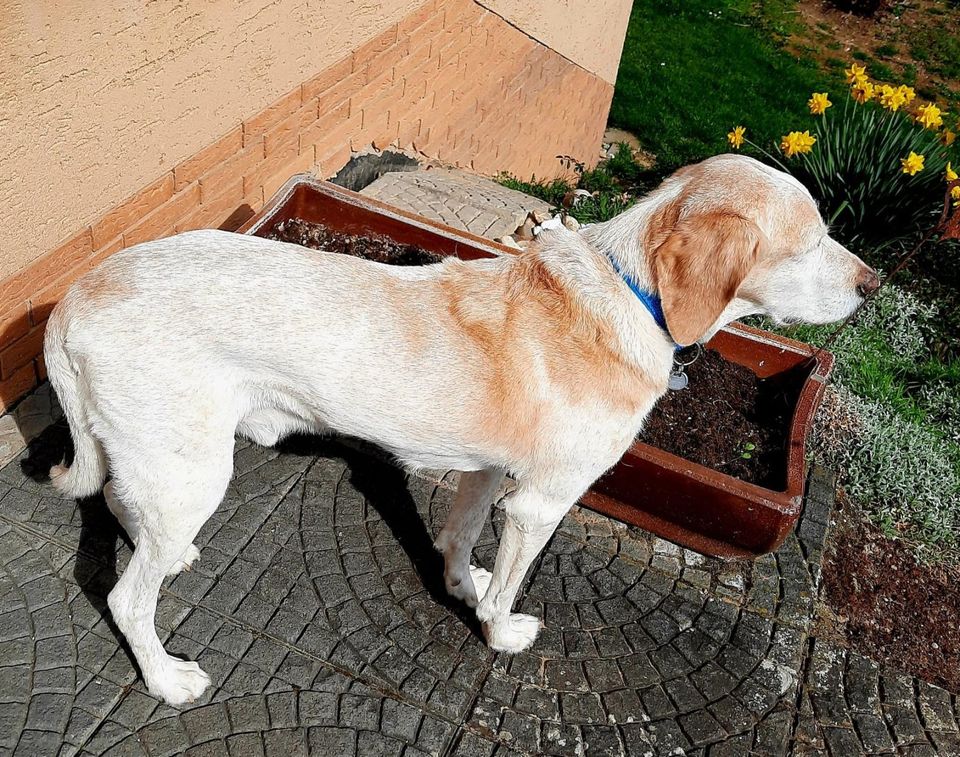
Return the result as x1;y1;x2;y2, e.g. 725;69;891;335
241;175;834;559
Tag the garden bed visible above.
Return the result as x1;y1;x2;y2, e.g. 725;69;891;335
639;348;799;488
269;218;443;266
819;495;960;692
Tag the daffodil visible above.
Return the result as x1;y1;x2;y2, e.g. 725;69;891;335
727;125;746;149
879;84;907;112
898;85;916;105
851;79;875;104
901;151;925;176
915;103;944;130
947;162;959;182
808;92;832;115
952;186;960;204
944;130;956;147
845;62;866;84
780;130;816;158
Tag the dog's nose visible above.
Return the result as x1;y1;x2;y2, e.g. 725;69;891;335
856;267;880;297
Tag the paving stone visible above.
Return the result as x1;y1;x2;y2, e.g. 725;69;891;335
361;169;551;240
2;389;958;756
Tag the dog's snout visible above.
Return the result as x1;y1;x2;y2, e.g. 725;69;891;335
856;267;880;297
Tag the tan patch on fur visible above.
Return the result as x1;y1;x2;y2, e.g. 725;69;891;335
653;212;764;345
440;253;658;461
74;265;134;308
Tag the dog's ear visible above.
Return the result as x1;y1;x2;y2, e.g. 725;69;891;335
653;212;763;346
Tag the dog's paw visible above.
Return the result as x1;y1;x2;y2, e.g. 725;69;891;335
166;543;200;577
149;656;211;706
469;565;493;602
445;565;493;608
484;613;542;653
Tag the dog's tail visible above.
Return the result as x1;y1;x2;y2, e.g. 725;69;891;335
44;311;108;498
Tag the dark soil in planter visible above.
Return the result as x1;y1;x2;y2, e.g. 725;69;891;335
269;217;801;489
819;499;960;692
639;349;801;489
267;218;444;266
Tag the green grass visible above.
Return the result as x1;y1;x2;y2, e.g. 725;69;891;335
916;27;960;79
868;61;895;81
608;0;835;169
874;43;899;58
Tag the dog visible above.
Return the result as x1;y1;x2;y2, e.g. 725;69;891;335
43;154;878;705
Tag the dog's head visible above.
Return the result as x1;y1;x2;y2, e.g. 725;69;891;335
629;154;878;346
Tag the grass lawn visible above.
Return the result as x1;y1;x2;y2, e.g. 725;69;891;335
609;0;836;168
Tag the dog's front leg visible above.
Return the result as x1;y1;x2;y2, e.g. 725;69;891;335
475;485;570;653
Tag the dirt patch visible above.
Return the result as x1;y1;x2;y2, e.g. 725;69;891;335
791;0;960;105
267;218;444;266
819;498;960;692
639;349;803;489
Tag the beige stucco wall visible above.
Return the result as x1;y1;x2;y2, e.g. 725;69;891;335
0;0;422;280
477;0;632;84
0;0;629;282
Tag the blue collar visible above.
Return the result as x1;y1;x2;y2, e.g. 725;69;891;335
606;254;680;350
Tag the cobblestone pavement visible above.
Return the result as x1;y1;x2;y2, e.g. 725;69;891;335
2;394;960;756
361;169;551;239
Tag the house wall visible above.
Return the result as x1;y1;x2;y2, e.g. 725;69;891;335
477;0;633;84
0;0;631;412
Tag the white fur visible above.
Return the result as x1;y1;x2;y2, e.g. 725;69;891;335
44;155;872;705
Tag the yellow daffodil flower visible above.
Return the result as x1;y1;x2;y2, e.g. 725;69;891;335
901;151;925;176
879;84;907;112
947;162;958;182
808;92;832;115
780;131;816;158
845;63;866;84
944;130;956;147
898;85;916;105
727;125;746;149
916;103;944;130
952;186;960;203
852;80;875;104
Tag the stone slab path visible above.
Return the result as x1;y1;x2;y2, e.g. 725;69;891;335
1;389;959;756
361;169;551;240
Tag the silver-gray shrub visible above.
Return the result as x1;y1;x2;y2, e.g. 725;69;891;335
814;385;960;555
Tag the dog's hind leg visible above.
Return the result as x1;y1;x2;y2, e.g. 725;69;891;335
106;451;231;706
475;484;572;653
104;481;200;576
435;468;505;607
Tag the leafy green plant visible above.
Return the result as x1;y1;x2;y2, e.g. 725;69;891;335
773;286;940;418
733;66;957;251
498;144;646;224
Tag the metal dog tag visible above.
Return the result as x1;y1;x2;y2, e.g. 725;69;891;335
668;370;688;391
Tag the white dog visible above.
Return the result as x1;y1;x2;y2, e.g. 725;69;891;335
44;154;877;705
